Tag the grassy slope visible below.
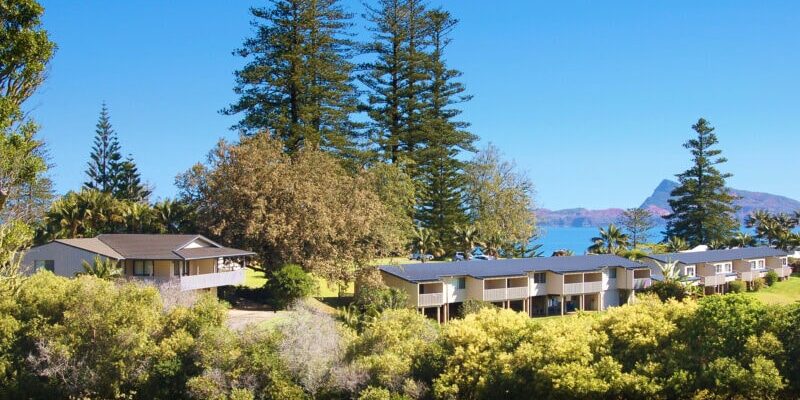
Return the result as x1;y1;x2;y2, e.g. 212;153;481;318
747;275;800;305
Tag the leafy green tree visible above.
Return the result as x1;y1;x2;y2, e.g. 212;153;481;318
114;155;150;202
463;144;536;253
224;0;360;157
84;103;123;193
362;163;416;256
665;118;739;246
616;208;656;248
181;134;400;283
0;0;55;227
588;224;629;254
265;264;317;309
80;255;122;280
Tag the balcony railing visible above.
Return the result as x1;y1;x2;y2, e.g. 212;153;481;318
418;292;444;307
484;288;508;301
451;289;467;303
584;281;602;293
180;269;245;291
563;282;584;295
633;278;651;290
129;269;246;291
701;275;726;287
507;286;528;299
739;271;758;282
774;267;792;278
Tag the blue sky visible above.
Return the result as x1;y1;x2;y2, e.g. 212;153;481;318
31;1;800;210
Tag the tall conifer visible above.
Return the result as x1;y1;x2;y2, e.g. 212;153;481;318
84;103;122;193
665;118;739;245
415;9;476;247
224;0;359;157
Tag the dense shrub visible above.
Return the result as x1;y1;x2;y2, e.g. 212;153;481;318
4;270;800;400
765;270;779;286
641;280;688;301
728;280;745;293
458;299;497;317
264;264;317;309
751;277;765;291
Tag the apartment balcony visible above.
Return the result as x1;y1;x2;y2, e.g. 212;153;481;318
701;274;726;287
633;278;652;290
773;266;792;278
418;292;444;307
451;289;467;303
738;270;767;282
559;280;603;295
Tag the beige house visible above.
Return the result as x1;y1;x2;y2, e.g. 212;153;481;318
642;247;791;294
22;234;254;293
380;254;652;323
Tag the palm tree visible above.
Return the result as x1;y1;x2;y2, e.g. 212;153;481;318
122;202;155;233
453;225;482;255
153;199;195;233
481;232;505;258
729;232;756;248
411;225;439;262
665;236;689;253
80;256;123;280
588;224;629;255
551;249;574;257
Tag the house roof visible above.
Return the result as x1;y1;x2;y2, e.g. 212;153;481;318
48;234;252;261
380;254;647;283
54;238;124;259
645;246;788;265
175;247;256;260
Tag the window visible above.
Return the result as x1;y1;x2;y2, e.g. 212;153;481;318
782;258;789;266
608;268;617;279
454;277;466;290
685;266;696;277
757;260;765;269
133;260;153;276
715;263;732;274
34;260;54;272
533;272;547;283
749;260;758;269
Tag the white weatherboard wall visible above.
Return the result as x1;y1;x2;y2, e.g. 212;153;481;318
22;242;110;277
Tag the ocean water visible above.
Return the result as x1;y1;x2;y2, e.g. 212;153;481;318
535;226;664;256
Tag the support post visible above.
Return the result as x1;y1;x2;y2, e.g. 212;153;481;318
437;306;441;324
561;296;565;315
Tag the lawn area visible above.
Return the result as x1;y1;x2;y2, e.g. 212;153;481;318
747;275;800;305
243;267;354;298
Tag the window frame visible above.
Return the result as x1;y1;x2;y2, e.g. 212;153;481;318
133;260;153;276
685;266;696;277
608;268;617;279
533;272;547;284
454;277;466;290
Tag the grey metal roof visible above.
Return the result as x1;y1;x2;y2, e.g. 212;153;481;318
646;247;788;265
380;254;646;283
